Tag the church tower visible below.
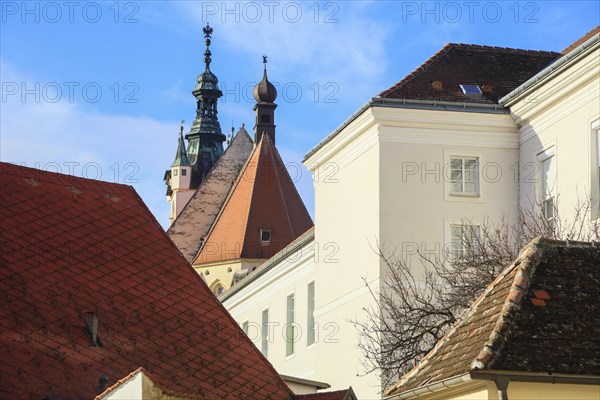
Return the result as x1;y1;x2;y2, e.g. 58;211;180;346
166;124;194;224
186;23;226;188
253;55;277;145
165;24;227;222
192;57;313;292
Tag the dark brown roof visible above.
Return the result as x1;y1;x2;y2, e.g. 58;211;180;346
387;238;600;396
562;26;600;54
378;43;560;104
195;133;313;264
0;162;293;400
168;127;254;262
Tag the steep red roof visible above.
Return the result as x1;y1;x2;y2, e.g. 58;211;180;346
386;238;600;396
195;133;313;264
0;162;293;400
378;43;560;104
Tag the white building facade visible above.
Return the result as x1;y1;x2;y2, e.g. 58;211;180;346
221;30;599;400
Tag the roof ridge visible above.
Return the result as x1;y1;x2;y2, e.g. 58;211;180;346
190;135;257;264
0;161;132;189
378;43;560;98
386;237;546;396
264;133;296;237
239;135;265;257
471;237;545;370
449;42;559;55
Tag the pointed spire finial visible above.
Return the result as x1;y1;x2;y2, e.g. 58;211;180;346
203;23;213;70
180;120;185;135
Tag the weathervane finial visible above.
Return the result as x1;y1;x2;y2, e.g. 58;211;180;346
202;24;214;70
203;23;213;41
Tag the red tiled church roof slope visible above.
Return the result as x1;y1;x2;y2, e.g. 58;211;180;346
562;25;600;54
386;238;600;396
168;127;254;262
195;133;313;264
0;162;293;400
378;43;560;104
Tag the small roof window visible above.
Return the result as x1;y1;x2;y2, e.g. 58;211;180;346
260;229;271;243
459;84;483;98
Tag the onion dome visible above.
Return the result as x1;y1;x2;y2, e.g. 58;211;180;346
253;55;277;103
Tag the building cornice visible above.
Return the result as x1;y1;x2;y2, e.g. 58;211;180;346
303;99;509;165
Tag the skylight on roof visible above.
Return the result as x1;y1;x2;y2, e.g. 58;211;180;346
459;84;483;98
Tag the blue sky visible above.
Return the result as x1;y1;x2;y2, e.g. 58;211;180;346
1;1;598;227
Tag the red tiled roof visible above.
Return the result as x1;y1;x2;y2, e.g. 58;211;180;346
0;162;293;400
194;133;313;264
378;43;560;104
562;25;600;54
386;238;600;396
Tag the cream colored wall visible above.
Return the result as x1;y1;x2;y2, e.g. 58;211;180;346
308;108;382;399
222;242;318;384
195;259;264;292
510;42;600;228
392;381;493;400
376;107;520;274
303;106;520;399
507;382;600;400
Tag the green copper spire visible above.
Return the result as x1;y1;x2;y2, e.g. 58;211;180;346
172;123;191;167
185;23;226;188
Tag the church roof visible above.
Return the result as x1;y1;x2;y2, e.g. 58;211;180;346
195;133;313;264
386;238;600;396
168;127;254;262
0;162;293;400
378;43;560;104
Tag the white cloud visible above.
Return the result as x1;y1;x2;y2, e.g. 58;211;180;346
1;60;177;227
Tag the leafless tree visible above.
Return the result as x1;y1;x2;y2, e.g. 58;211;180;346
354;197;600;390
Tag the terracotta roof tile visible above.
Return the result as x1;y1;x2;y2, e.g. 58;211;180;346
387;238;600;396
378;43;560;104
0;162;293;400
195;133;313;264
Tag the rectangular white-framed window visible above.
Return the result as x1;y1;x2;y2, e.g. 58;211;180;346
449;224;481;261
242;320;249;335
285;294;295;356
537;147;556;225
261;308;269;357
450;157;479;195
307;282;316;346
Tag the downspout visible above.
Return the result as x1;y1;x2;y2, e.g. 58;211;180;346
495;376;510;400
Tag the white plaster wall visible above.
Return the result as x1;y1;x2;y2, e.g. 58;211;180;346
511;44;600;228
